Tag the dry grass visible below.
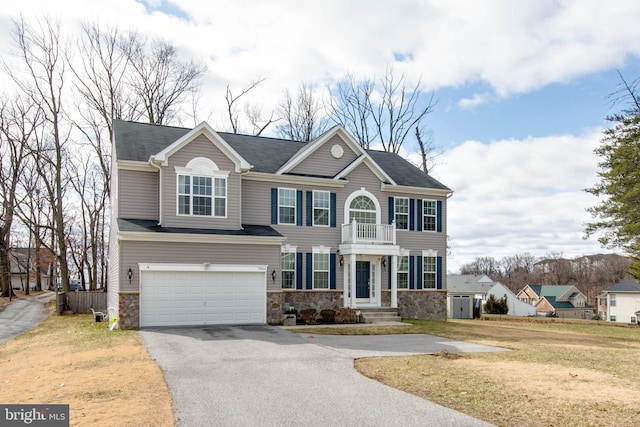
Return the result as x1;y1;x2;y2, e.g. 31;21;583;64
305;319;640;426
0;295;175;427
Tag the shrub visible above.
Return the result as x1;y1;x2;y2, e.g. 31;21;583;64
484;294;509;315
320;309;336;324
335;307;358;324
299;308;318;325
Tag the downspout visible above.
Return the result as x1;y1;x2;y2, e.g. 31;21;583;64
149;157;163;226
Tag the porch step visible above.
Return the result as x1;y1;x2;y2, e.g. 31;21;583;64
358;308;402;324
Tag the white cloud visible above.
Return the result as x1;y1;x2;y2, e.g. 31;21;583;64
433;131;606;272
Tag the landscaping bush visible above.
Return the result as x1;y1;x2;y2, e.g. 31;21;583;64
484;294;509;315
299;308;318;325
335;307;358;324
320;309;336;324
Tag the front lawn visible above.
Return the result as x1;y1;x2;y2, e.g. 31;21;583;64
297;319;640;426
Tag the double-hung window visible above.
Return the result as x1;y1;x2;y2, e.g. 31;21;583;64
279;188;296;225
610;294;616;307
397;255;409;289
423;256;437;289
178;175;226;217
313;252;329;289
394;198;409;230
423;200;437;231
313;191;330;226
281;251;296;289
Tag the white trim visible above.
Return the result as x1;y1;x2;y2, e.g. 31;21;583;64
281;244;298;253
139;263;267;273
338;243;400;256
117;159;156;172
344;188;381;226
277;187;297;225
312;190;330;227
152;122;251;172
242;172;347;188
381;183;452;197
335;155;396;185
118;231;286;245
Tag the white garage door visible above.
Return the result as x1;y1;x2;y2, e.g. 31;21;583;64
139;265;266;327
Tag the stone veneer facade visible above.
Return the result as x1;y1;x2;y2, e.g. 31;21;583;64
119;292;140;330
382;290;447;320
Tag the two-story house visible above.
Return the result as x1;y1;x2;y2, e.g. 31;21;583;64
601;279;640;324
517;284;593;319
108;120;452;329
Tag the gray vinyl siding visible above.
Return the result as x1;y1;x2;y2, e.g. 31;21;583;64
162;135;242;229
119;240;281;292
118;169;159;220
290;135;358;177
242;162;448;292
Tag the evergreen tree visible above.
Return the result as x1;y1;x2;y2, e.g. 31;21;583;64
585;74;640;279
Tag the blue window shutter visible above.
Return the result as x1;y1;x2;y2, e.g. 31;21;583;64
271;188;278;224
417;256;423;289
306;253;312;289
436;256;443;289
296;191;303;226
330;253;336;289
330;193;337;227
417;199;423;231
409;199;415;231
409;256;415;289
388;197;394;225
306;191;312;226
437;200;443;233
387;256;392;289
296;253;303;290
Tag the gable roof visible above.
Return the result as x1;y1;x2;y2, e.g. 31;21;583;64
113;120;451;191
447;274;496;293
527;285;577;300
604;279;640;293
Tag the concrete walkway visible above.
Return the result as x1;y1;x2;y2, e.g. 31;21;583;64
141;325;503;426
0;292;56;344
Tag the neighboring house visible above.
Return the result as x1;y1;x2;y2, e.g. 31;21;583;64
108;120;452;329
447;275;536;318
517;284;593;318
601;279;640;324
9;248;53;291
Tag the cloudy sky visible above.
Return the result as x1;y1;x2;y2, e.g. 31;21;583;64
2;1;640;271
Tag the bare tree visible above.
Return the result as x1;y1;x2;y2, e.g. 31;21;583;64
224;78;276;135
0;96;39;297
276;82;329;141
415;126;443;174
127;39;206;124
4;17;73;292
327;67;437;156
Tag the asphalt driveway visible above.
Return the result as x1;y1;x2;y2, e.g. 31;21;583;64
141;325;504;426
0;292;56;344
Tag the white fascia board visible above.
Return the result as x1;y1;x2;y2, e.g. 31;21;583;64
243;171;347;188
139;263;268;273
338;243;400;256
117;159;157;172
276;125;367;175
153;122;252;172
381;183;453;197
118;231;286;246
335;155;396;185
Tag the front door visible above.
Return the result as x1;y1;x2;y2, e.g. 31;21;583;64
356;261;370;299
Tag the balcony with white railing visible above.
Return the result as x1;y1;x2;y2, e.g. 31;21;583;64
341;219;396;245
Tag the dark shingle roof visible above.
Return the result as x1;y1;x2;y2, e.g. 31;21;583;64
118;218;283;238
113;120;451;191
605;279;640;293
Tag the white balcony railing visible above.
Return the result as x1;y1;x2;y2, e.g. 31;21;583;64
341;219;396;245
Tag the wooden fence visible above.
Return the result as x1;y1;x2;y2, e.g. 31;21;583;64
58;291;107;314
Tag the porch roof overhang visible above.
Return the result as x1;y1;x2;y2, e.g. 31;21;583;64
338;243;400;256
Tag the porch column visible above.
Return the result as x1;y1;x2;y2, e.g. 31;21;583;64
350;254;357;308
391;254;398;308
